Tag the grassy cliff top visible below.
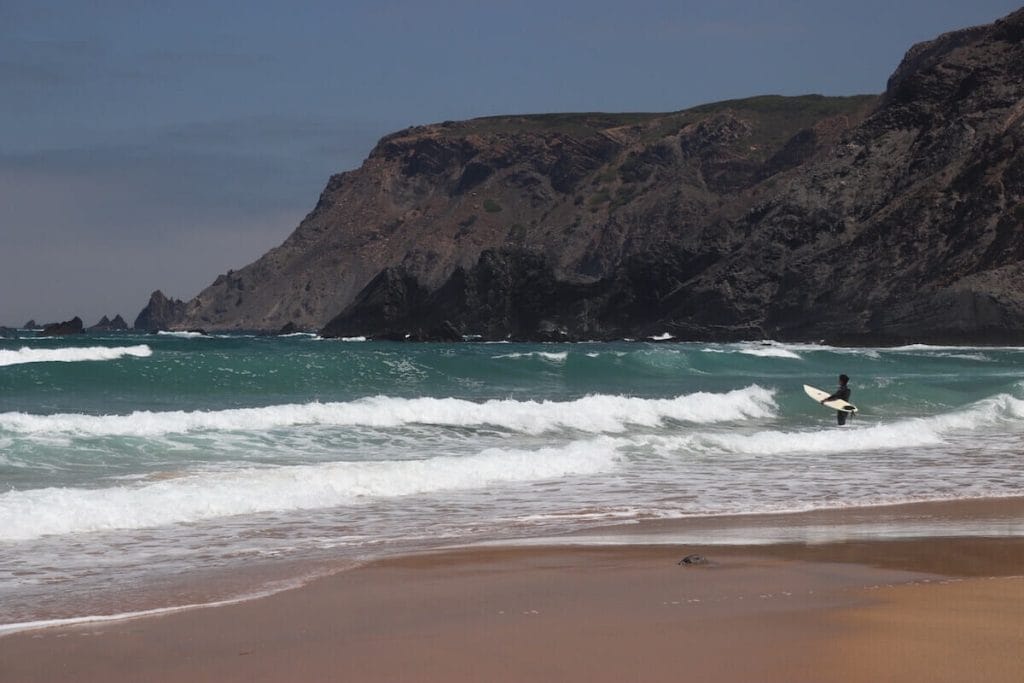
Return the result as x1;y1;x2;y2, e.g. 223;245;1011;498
422;94;879;140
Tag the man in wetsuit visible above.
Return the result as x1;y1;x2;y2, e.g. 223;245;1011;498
822;374;852;425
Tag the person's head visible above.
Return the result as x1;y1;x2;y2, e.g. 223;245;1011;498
839;374;849;385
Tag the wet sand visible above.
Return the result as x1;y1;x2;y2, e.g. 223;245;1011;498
2;499;1023;682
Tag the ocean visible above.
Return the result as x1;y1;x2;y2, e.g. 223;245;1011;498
2;332;1023;632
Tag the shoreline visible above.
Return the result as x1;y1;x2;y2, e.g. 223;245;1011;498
3;495;1022;637
565;494;1024;544
2;497;1023;682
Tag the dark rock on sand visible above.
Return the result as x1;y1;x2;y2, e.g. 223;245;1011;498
678;554;708;566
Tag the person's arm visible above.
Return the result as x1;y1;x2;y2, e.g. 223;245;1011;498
822;388;842;403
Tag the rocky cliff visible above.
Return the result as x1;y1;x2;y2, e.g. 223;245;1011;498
166;8;1023;343
134;291;187;332
88;314;128;331
39;317;84;337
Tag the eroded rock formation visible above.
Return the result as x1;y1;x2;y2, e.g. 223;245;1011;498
151;9;1023;343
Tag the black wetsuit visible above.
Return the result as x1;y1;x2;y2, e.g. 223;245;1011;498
825;384;852;425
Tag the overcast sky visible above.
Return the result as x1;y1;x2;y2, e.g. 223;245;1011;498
1;0;1020;326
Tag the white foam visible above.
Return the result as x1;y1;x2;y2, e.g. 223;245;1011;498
680;422;945;455
0;598;246;638
702;344;802;359
0;345;152;367
156;331;206;338
492;351;569;362
732;341;882;358
939;353;991;362
738;347;802;359
887;343;1024;352
0;387;777;438
0;572;322;637
311;335;364;341
650;393;1024;456
879;346;996;362
0;437;623;540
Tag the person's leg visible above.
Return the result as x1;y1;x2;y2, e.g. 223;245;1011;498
837;410;847;426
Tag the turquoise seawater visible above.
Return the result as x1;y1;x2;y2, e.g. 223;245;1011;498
1;332;1023;629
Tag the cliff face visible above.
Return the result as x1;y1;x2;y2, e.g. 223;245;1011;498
173;9;1023;343
176;97;876;336
39;317;84;337
88;314;128;331
708;10;1024;344
134;291;187;332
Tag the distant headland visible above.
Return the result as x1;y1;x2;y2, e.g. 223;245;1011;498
31;9;1024;345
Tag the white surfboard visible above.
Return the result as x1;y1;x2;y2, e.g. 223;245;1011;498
803;384;857;413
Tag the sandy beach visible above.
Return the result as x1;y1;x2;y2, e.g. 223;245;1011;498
2;498;1023;683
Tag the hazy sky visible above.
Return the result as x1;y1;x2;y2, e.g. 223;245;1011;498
1;1;1020;326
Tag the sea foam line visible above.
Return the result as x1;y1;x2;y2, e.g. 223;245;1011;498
0;598;248;638
0;386;777;437
0;345;152;367
0;437;624;540
0;570;332;638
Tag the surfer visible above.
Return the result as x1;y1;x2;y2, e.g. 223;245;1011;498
822;374;852;425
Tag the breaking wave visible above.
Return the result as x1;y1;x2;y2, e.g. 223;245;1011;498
0;437;623;540
492;351;569;362
0;386;777;437
0;345;152;367
648;393;1024;456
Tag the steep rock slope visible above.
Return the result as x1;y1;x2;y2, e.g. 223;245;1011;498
704;10;1024;343
171;9;1022;343
177;96;874;334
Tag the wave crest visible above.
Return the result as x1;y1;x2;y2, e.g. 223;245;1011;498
0;386;777;437
0;437;622;540
650;393;1024;456
0;345;152;367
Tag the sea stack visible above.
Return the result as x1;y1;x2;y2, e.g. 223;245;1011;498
89;314;130;332
134;291;187;332
38;317;85;337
